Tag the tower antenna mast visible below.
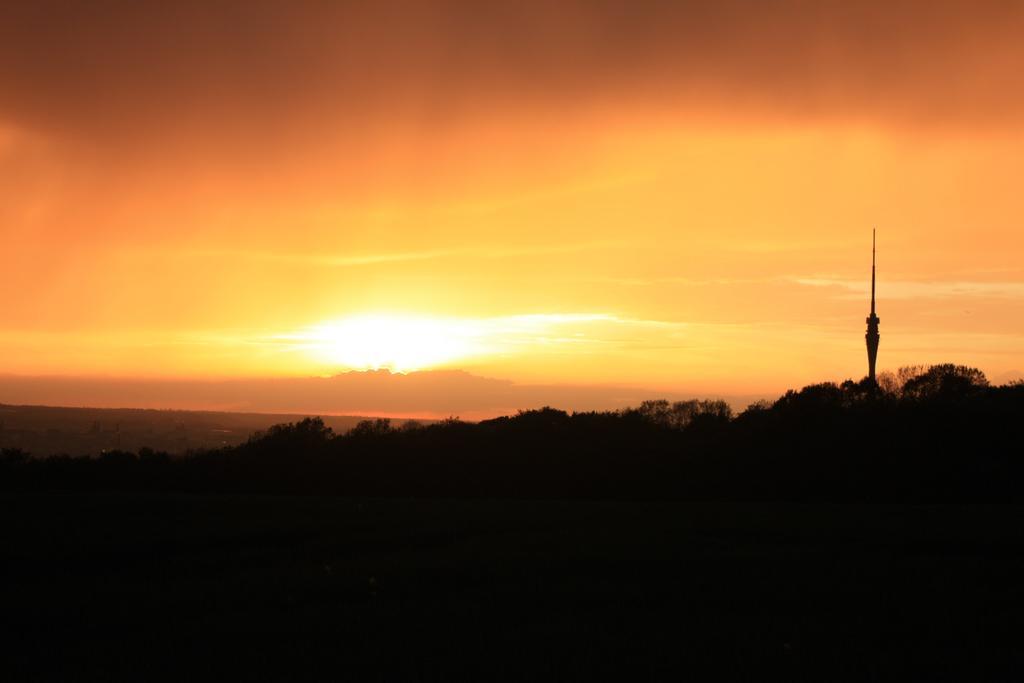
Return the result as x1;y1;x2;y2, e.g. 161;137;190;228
871;228;876;315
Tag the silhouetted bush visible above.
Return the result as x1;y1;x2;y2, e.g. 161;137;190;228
901;364;989;401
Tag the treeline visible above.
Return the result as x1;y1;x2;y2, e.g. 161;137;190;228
2;364;1021;502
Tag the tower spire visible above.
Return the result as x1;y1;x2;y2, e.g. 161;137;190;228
871;228;876;315
865;229;881;384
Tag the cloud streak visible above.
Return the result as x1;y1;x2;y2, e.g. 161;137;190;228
794;277;1024;300
194;241;626;268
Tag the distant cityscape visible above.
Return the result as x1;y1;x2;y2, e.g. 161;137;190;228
0;405;379;456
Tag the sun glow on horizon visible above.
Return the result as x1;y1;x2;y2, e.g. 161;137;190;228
290;315;483;373
281;313;634;374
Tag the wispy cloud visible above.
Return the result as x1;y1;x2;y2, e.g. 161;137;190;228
793;277;1024;300
137;241;624;269
244;312;691;372
591;276;784;287
589;272;1024;304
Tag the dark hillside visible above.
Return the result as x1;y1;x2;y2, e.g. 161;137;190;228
3;494;1023;681
3;365;1021;502
3;366;1023;681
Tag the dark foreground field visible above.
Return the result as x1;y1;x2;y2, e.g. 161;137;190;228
4;493;1023;681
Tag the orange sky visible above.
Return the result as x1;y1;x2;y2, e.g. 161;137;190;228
2;0;1023;411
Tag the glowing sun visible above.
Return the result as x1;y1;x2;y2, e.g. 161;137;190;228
297;315;481;372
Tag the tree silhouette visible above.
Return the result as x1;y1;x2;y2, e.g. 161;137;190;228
901;364;989;401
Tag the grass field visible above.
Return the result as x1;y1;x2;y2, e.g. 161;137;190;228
3;493;1023;681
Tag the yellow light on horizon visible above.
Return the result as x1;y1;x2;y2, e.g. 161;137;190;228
280;312;629;375
295;315;482;373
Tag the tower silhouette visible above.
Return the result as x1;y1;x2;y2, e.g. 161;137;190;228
865;229;880;383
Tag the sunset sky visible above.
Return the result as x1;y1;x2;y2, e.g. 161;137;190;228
2;1;1023;413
